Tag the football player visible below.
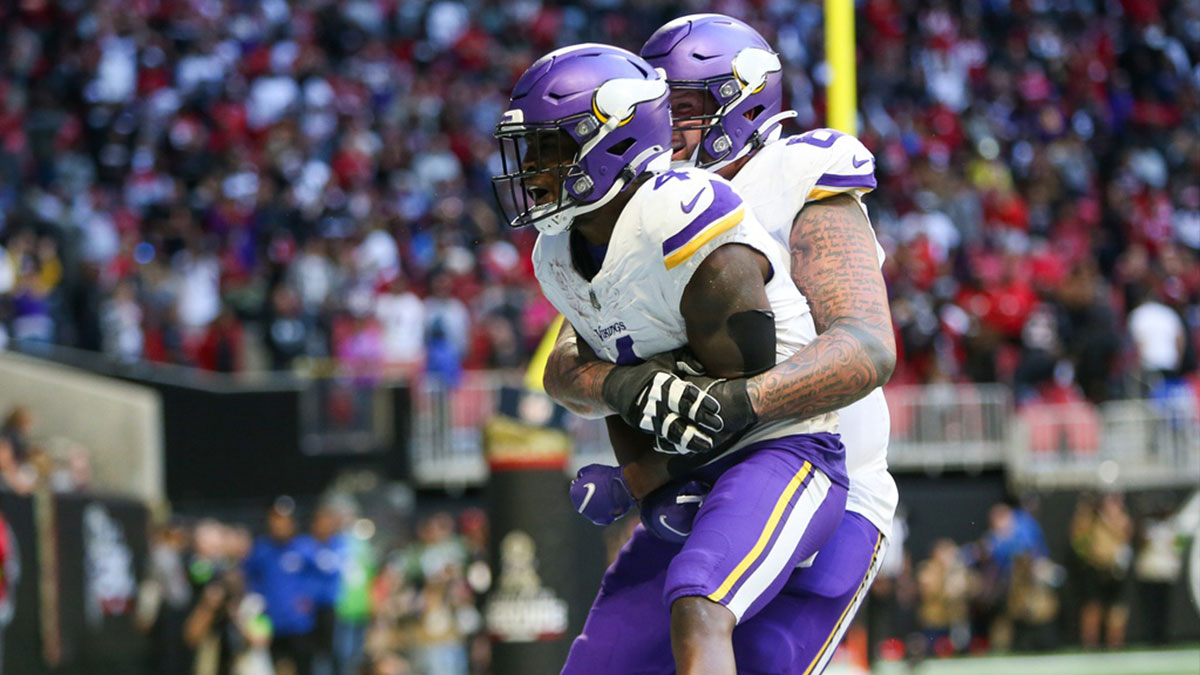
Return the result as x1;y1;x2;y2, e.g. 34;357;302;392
493;44;852;674
544;15;898;675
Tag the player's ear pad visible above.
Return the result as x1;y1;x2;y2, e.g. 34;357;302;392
728;309;776;376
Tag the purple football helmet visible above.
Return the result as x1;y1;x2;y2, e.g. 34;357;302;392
492;44;672;235
641;14;795;170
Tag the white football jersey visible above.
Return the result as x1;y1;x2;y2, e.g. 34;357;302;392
731;128;898;538
534;166;838;460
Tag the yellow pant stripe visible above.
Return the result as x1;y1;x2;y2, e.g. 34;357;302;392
707;461;813;604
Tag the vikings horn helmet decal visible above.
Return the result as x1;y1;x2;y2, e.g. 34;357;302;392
493;44;671;235
641;14;796;171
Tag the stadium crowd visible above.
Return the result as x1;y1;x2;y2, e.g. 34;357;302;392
139;497;492;675
868;492;1190;662
0;0;1196;402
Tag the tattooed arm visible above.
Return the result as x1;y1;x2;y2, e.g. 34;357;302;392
543;321;617;419
746;193;896;421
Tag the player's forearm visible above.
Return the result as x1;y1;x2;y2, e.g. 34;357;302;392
750;193;896;422
543;327;616;419
746;319;894;422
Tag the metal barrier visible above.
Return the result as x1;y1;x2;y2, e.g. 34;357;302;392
883;384;1013;471
409;371;505;488
406;374;1199;491
1011;393;1200;490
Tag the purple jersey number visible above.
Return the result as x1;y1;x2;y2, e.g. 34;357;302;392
615;335;642;366
654;169;691;190
787;129;844;148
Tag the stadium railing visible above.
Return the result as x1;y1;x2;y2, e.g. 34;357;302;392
883;384;1012;472
407;375;1199;490
1010;393;1200;490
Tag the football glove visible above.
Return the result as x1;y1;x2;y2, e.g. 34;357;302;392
602;354;717;455
658;374;757;455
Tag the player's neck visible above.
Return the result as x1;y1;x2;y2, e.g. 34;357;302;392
717;153;753;180
572;178;645;245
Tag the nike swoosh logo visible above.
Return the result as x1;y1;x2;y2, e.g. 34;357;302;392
577;483;596;513
680;189;704;214
659;515;691;538
851;155;872;168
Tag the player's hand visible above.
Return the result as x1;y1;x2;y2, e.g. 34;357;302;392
601;356;717;454
569;464;635;526
640;479;710;544
660;374;757;454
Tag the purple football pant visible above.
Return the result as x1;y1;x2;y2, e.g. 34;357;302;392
563;445;876;674
561;512;884;675
736;511;887;674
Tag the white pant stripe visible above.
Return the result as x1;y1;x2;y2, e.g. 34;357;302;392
726;469;832;621
805;532;890;675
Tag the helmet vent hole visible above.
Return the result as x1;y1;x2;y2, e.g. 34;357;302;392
607;138;636;156
744;105;764;122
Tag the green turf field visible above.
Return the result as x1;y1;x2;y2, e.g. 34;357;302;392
829;646;1200;675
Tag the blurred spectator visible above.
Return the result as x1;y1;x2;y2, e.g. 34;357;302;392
1128;287;1188;391
0;510;17;670
197;305;245;373
984;503;1048;575
100;278;143;362
1054;263;1120;402
1133;505;1184;646
1;406;34;463
916;538;970;654
334;522;375;675
1071;493;1133;650
140;519;194;675
245;499;317;675
0;407;37;495
0;438;34;496
374;273;425;377
0;405;98;496
185;519;274;675
311;505;348;675
173;243;222;337
364;511;481;675
1005;553;1059;652
184;568;274;675
336;310;384;382
423;272;469;384
265;286;315;371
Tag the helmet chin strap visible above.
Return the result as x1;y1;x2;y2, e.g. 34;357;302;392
702;109;797;172
671;109;796;172
533;145;670;235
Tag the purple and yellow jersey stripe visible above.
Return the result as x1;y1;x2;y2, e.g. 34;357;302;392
806;170;877;202
662;180;746;270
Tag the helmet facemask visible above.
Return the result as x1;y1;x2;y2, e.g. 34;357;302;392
493;118;588;235
664;47;795;171
493;73;671;236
